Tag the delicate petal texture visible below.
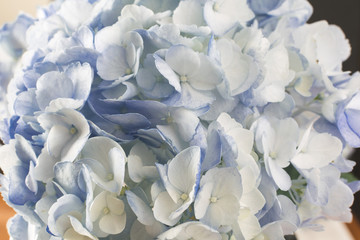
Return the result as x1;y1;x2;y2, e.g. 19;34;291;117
153;191;182;226
292;132;342;169
97;45;130;81
0;0;359;239
165;45;200;76
99;212;126;234
167;146;201;196
36;72;74;110
126;190;155;225
37;108;90;162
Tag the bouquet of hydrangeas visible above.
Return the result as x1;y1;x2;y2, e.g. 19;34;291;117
1;0;360;239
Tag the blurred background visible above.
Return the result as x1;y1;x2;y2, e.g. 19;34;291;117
0;0;359;239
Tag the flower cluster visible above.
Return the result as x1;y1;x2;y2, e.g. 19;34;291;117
0;0;359;239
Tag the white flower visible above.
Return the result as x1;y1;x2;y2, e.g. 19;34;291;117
153;146;201;226
127;141;159;183
89;191;126;236
291;123;342;169
292;20;350;73
78;136;126;194
194;167;242;229
204;0;254;36
252;116;299;191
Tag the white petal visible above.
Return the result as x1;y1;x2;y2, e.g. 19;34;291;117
154;54;181;92
168;146;201;194
89;191;107;222
109;147;126;193
292;133;342;169
165;45;200;76
237;213;261;240
65;62;93;101
268;158;291;191
153;191;182;226
36;72;74;110
99;212;126;234
97;45;129;81
194;182;213;219
126;191;155;225
47;124;74;159
171;108;200;142
33;146;57;181
106;195;125;215
189;54;222;91
240;188;266;214
80;136;125;173
173;0;204;26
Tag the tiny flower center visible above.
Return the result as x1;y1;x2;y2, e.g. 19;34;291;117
180;75;188;83
210;196;218;203
103;207;110;215
125;68;132;75
269;151;277;159
107;173;114;180
69;127;77;135
180;193;188;201
166;112;173;123
213;2;220;11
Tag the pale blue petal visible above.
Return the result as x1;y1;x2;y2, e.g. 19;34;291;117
97;45;130;81
126;190;155;225
154;54;181;92
14;89;39;116
64;62;93;101
35;71;74;110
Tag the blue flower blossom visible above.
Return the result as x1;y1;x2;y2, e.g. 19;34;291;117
0;0;359;239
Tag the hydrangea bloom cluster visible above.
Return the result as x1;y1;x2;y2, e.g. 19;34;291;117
0;0;360;239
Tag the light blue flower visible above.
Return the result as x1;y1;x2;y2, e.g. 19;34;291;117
89;190;126;236
291;123;342;170
0;13;34;89
96;31;143;83
194;167;242;229
0;135;44;206
212;37;258;97
248;0;286;14
203;0;254;36
7;214;50;240
172;0;211;35
33;109;90;181
34;61;93;111
154;146;201;226
136;54;175;100
259;195;300;235
88;96;169;137
156;106;208;155
256;0;313;33
252;116;299;191
336;92;360;147
154;44;222;109
47;194;96;239
77;136;126;194
0;0;359;238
